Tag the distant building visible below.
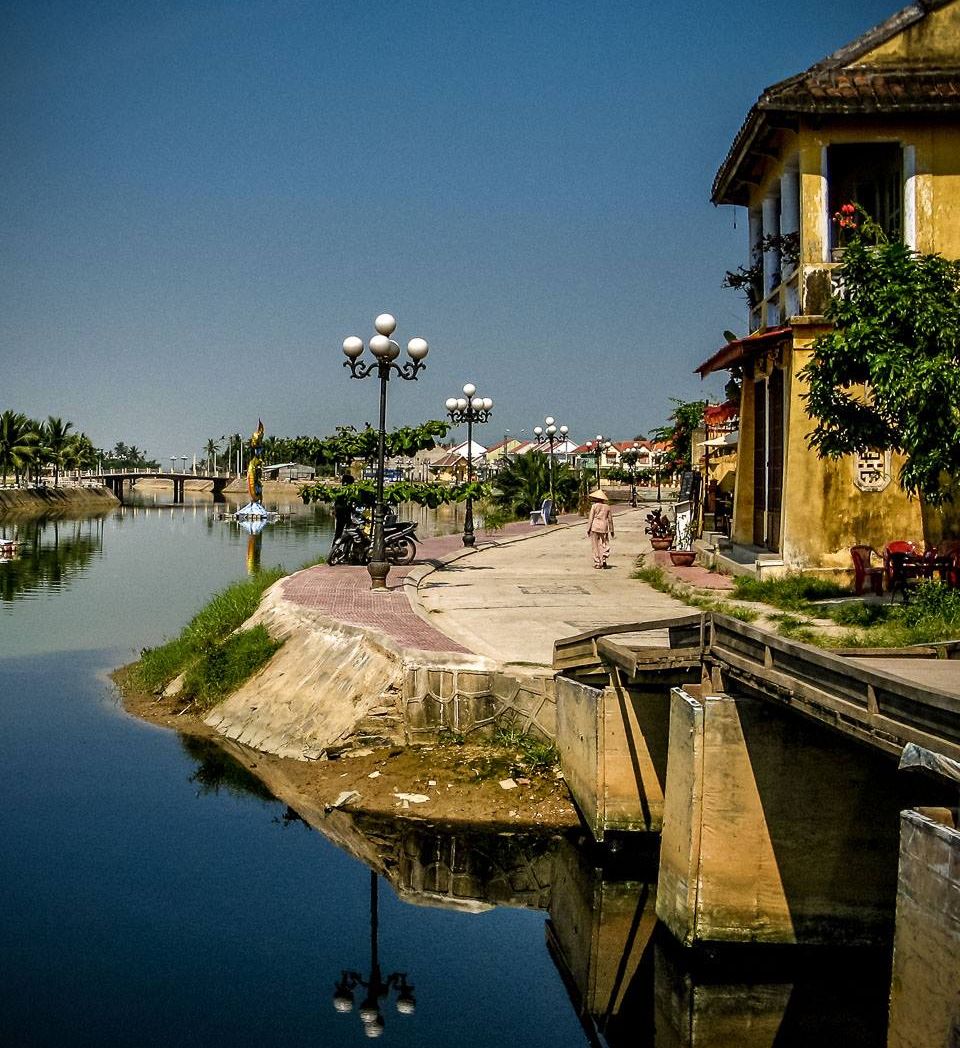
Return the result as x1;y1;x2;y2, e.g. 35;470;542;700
263;462;316;482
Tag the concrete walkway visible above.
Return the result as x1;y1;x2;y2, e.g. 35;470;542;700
279;510;960;691
281;507;718;670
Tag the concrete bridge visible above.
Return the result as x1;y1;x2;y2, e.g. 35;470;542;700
97;470;234;503
554;613;960;1048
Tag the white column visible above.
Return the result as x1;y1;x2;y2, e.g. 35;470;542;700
749;207;763;270
903;144;917;250
819;146;831;261
762;194;781;294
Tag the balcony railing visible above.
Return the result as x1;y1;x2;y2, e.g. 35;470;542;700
749;261;842;333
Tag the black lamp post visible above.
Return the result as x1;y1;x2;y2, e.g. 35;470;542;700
445;383;493;547
624;442;641;507
333;871;416;1039
342;313;430;591
593;434;610;488
534;416;567;515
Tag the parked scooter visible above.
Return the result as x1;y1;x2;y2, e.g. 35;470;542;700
328;508;418;566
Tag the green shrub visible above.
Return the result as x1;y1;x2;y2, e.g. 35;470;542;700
493;724;558;774
180;626;283;709
477;498;511;531
896;581;960;629
132;567;284;694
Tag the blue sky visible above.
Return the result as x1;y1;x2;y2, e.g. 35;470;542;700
1;0;898;460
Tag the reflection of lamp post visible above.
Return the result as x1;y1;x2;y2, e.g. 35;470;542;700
343;314;430;590
534;416;567;515
333;871;416;1039
445;384;493;547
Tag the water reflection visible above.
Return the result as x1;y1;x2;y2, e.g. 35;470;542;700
0;515;105;602
546;838;891;1048
333;871;418;1039
181;736;277;802
184;737;894;1046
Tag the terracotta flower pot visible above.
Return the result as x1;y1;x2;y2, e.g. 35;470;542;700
650;537;672;551
669;549;696;567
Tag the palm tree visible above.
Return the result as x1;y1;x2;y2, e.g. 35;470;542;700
491;450;580;517
0;411;40;487
42;416;74;486
63;432;97;474
203;437;221;474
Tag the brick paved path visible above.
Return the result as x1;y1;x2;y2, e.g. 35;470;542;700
280;517;574;655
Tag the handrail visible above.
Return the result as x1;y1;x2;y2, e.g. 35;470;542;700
554;613;703;651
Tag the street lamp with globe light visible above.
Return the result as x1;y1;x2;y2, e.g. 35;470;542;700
592;434;612;488
342;313;430;590
445;383;493;547
534;417;567;519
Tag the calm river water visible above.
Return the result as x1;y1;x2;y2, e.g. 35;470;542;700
0;493;892;1046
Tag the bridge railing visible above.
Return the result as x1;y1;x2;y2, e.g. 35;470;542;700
555;611;960;765
706;613;960;760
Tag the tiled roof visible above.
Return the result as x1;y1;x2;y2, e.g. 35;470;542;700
759;67;960;114
712;1;960;205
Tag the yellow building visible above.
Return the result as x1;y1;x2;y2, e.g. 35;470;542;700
697;0;960;576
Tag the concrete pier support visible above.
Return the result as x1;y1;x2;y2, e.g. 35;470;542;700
657;686;906;947
888;807;960;1048
556;673;671;839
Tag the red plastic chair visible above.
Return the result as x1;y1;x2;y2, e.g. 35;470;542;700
850;545;884;596
883;541;919;601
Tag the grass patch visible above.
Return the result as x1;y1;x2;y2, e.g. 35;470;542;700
634;560;960;650
493;724;559;776
632;561;757;622
731;572;848;609
180;625;283;710
132;567;285;700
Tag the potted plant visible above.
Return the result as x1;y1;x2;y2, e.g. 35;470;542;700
645;508;674;551
669;519;697;567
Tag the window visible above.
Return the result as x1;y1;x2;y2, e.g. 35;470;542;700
828;143;902;246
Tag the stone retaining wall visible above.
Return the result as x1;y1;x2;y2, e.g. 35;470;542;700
403;665;556;743
0;485;118;515
204;583;558;761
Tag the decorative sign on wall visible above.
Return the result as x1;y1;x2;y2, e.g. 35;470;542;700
853;449;892;492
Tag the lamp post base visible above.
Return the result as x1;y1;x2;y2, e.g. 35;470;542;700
463;496;475;547
368;559;390;590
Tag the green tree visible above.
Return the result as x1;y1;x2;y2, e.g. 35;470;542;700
650;399;706;474
203;437;221;473
42;416;74;485
800;234;960;505
63;432;96;473
0;411;40;486
490;451;579;517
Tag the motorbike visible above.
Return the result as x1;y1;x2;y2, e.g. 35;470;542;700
328;508;418;566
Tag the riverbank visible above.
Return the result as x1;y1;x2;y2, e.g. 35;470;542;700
0;484;119;516
115;665;578;830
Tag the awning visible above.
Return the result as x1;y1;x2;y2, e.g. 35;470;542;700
695;327;792;377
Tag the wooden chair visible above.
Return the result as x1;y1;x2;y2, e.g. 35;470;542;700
850;545;884;596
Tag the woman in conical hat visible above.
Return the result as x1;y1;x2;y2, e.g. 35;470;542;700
586;489;614;567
